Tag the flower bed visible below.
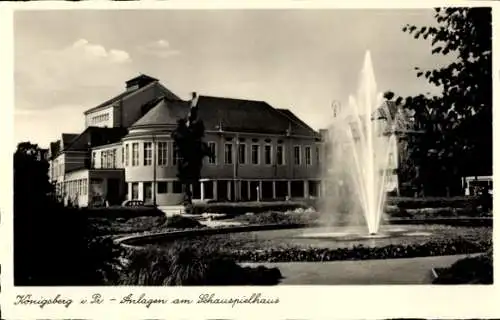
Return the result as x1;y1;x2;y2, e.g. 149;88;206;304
90;213;203;236
234;210;320;225
224;238;491;263
192;201;309;216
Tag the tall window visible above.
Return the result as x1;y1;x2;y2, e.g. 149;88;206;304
158;142;167;166
208;142;216;164
251;144;260;165
277;145;285;165
264;145;272;165
101;151;107;168
125;144;129;166
144;142;152;166
172;142;178;165
305;146;312;166
294;146;301;165
238;144;246;164
121;147;124;166
112;149;117;168
107;150;114;168
316;146;320;165
224;143;233;164
132;143;139;166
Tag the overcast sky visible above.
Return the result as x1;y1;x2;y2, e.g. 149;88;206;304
14;9;451;148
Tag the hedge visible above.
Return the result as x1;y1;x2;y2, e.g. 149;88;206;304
225;238;491;263
192;201;308;216
432;252;493;284
82;206;165;219
385;196;481;209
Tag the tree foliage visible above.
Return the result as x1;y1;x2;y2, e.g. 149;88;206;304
386;7;492;196
14;142;121;285
171;94;213;211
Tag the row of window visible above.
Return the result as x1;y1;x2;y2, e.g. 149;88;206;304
55;179;88;196
118;141;319;167
90;113;110;125
220;143;317;166
130;181;183;200
92;149;119;169
123;142;172;167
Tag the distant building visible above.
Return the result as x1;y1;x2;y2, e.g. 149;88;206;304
48;74;322;208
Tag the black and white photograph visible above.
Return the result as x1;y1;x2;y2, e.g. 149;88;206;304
9;5;493;290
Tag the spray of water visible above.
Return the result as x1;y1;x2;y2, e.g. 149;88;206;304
321;51;407;235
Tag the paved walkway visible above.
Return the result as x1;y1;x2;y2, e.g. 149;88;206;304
242;254;475;285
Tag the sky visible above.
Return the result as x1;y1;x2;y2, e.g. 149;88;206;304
14;9;451;148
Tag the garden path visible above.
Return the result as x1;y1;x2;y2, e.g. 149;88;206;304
242;254;475;285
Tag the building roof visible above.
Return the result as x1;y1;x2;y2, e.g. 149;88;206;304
62;133;79;147
83;74;179;115
65;126;128;151
130;95;317;136
125;74;159;87
131;98;189;128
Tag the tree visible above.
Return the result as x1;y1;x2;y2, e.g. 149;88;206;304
171;93;213;213
385;7;492;196
14;142;121;285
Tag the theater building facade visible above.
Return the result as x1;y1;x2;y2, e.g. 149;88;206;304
48;74;323;208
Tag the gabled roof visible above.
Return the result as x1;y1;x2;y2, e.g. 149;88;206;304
126;74;158;86
62;133;79;147
130;95;318;136
131;98;190;127
83;74;180;115
65;126;128;151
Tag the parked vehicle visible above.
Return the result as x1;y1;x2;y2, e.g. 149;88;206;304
121;200;145;207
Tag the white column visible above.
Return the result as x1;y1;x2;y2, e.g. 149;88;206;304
304;180;309;199
272;181;277;199
138;182;144;201
287;180;292;199
127;182;132;200
200;181;205;201
213;180;218;200
227;181;232;200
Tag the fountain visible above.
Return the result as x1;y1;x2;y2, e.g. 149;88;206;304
309;50;415;239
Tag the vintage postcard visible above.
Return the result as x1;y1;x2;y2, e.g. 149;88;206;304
0;0;498;319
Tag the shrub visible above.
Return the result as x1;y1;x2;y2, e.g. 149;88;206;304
90;215;167;235
192;201;308;216
119;244;282;286
432;252;493;284
386;196;480;209
234;210;320;226
164;215;203;229
15;202;123;285
84;206;165;219
225;238;491;263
